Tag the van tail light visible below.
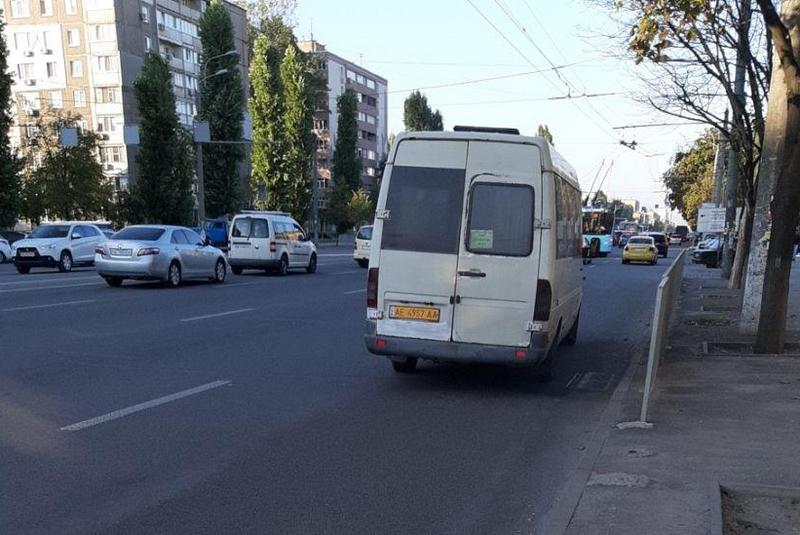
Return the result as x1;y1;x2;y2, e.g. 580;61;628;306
367;267;379;309
270;241;277;252
95;245;106;255
533;279;552;322
137;247;160;256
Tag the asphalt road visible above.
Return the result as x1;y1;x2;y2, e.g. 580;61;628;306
0;245;674;534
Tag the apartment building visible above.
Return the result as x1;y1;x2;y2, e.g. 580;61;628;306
298;39;388;213
2;0;248;192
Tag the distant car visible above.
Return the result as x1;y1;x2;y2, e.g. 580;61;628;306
645;232;669;258
0;230;26;245
202;218;230;250
95;225;227;287
669;233;682;246
693;237;723;268
618;233;632;248
353;225;372;268
227;211;317;275
622;236;658;265
0;238;11;263
11;222;106;273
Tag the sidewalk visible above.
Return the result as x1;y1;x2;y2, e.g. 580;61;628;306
563;260;800;534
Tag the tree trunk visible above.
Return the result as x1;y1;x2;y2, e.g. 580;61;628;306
755;99;800;353
729;203;752;289
740;47;789;334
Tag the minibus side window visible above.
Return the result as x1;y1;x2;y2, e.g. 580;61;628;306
467;183;534;257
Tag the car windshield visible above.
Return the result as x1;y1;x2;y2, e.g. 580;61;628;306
204;220;225;230
629;237;653;245
111;227;166;241
29;225;70;239
357;226;373;240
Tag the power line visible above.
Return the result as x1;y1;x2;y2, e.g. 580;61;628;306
385;61;590;95
612;121;700;129
386;91;620;109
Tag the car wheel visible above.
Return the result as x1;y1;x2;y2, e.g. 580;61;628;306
16;265;30;274
622;259;629;264
104;276;123;287
391;357;418;373
277;254;289;276
306;253;317;274
357;259;368;268
58;251;73;272
167;261;182;288
0;252;5;263
231;266;243;275
652;258;658;265
561;309;580;347
213;259;226;283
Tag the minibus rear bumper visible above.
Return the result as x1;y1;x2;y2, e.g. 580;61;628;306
364;320;549;367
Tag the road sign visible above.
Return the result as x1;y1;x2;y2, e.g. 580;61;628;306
697;206;726;233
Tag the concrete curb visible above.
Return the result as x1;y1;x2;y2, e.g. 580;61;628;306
710;481;800;535
535;342;646;534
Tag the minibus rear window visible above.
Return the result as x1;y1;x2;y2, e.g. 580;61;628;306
381;166;465;255
467;183;534;256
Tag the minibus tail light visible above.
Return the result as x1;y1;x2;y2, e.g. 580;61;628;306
533;279;551;322
367;268;379;309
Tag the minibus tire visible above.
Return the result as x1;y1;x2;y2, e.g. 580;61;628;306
391;357;417;373
562;311;579;347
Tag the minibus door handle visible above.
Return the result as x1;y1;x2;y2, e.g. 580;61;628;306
458;269;486;278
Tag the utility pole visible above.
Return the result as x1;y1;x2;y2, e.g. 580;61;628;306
721;0;750;279
310;133;319;242
712;110;728;206
195;143;205;224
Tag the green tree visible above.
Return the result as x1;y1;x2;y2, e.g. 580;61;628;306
591;190;608;208
346;188;374;227
329;89;362;231
198;0;245;218
129;52;194;225
279;45;314;220
663;131;716;228
537;124;554;145
20;111;114;224
250;33;286;208
403;90;444;131
0;12;22;228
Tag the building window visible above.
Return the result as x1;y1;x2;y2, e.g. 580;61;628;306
49;91;63;108
46;62;57;78
22;93;41;110
17;63;35;80
73;90;86;107
145;36;152;51
64;0;77;15
366;79;376;90
140;5;149;22
11;0;31;18
39;0;53;16
14;32;32;50
313;119;328;130
97;116;116;132
67;28;80;47
95;55;117;72
70;60;83;77
100;146;123;163
93;24;114;41
95;86;118;103
42;30;53;48
366;167;376;177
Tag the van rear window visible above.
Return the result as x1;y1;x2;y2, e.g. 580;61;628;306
467;183;534;256
381;166;465;255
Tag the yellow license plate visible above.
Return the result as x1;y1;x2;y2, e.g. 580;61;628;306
389;306;440;322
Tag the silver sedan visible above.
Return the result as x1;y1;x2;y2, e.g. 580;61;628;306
95;225;228;287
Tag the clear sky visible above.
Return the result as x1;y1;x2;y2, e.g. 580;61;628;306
295;0;706;225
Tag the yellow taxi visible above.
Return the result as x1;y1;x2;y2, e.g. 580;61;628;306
622;235;658;265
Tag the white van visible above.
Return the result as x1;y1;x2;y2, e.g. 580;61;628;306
364;127;583;374
353;225;373;268
227;211;318;275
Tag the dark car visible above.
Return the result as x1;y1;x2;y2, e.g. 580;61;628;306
646;232;669;258
202;218;229;250
692;238;722;268
0;230;26;245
